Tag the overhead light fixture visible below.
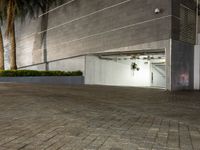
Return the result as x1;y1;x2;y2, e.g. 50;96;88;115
143;57;147;60
131;55;137;59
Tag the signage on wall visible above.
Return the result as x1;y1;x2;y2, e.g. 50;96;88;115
179;73;189;87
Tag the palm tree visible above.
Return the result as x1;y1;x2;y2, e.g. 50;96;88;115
4;0;22;70
0;27;4;70
1;0;56;70
0;1;5;70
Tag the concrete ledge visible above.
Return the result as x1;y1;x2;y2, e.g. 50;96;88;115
0;76;84;85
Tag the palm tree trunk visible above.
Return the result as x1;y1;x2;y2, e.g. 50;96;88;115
0;27;4;70
10;23;17;70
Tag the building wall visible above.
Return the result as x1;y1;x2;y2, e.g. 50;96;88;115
3;0;196;90
170;0;196;90
172;0;196;43
194;45;200;89
171;40;194;90
13;0;173;69
18;56;86;74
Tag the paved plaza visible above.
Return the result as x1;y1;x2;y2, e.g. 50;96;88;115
0;83;200;150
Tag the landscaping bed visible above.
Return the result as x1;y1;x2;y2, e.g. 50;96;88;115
0;70;84;85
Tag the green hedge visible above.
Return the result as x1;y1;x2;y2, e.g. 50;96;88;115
0;70;83;77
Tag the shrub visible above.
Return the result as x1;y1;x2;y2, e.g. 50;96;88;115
0;70;83;77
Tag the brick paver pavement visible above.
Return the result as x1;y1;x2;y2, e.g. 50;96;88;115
0;83;199;150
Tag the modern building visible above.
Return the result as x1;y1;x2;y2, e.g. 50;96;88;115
4;0;199;91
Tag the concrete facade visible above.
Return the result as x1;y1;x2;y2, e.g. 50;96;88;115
194;45;200;90
171;40;194;90
3;0;197;90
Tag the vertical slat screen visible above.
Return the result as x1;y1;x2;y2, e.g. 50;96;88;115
180;5;196;44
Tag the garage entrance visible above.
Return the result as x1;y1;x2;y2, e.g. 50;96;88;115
85;50;166;89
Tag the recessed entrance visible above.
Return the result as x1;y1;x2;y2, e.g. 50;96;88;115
85;50;166;89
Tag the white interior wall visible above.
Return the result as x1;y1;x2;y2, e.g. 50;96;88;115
85;55;151;87
151;62;166;88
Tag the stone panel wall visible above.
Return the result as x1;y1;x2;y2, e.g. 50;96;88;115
14;0;172;68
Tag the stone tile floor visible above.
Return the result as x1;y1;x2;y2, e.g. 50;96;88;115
0;83;200;150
